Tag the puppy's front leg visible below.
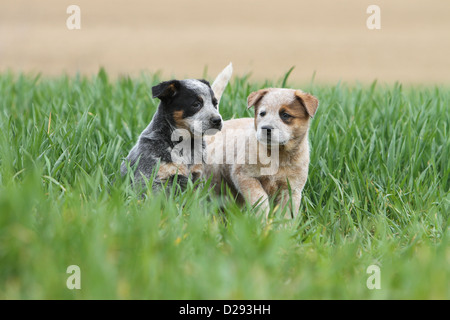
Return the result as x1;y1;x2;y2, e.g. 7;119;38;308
291;191;302;217
289;192;302;219
232;167;269;212
279;188;302;219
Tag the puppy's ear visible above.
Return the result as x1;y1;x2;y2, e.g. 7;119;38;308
294;90;319;118
211;63;233;106
247;89;269;109
152;80;180;100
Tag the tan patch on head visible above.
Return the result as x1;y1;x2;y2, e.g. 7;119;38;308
282;117;310;155
280;101;310;135
280;101;308;119
158;162;188;181
286;93;316;145
173;110;187;129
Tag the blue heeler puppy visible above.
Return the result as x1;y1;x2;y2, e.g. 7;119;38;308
120;64;232;190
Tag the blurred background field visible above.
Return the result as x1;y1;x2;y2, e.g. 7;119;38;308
1;0;450;84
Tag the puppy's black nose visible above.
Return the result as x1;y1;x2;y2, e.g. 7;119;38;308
210;117;222;126
262;125;273;136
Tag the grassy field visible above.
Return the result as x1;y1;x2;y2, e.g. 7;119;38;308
0;70;448;299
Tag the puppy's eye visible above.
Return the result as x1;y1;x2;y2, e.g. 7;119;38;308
280;112;292;120
193;101;203;108
259;111;266;117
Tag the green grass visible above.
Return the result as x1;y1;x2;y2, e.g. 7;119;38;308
0;70;448;299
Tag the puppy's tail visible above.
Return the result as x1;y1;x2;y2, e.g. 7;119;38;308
211;62;233;108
